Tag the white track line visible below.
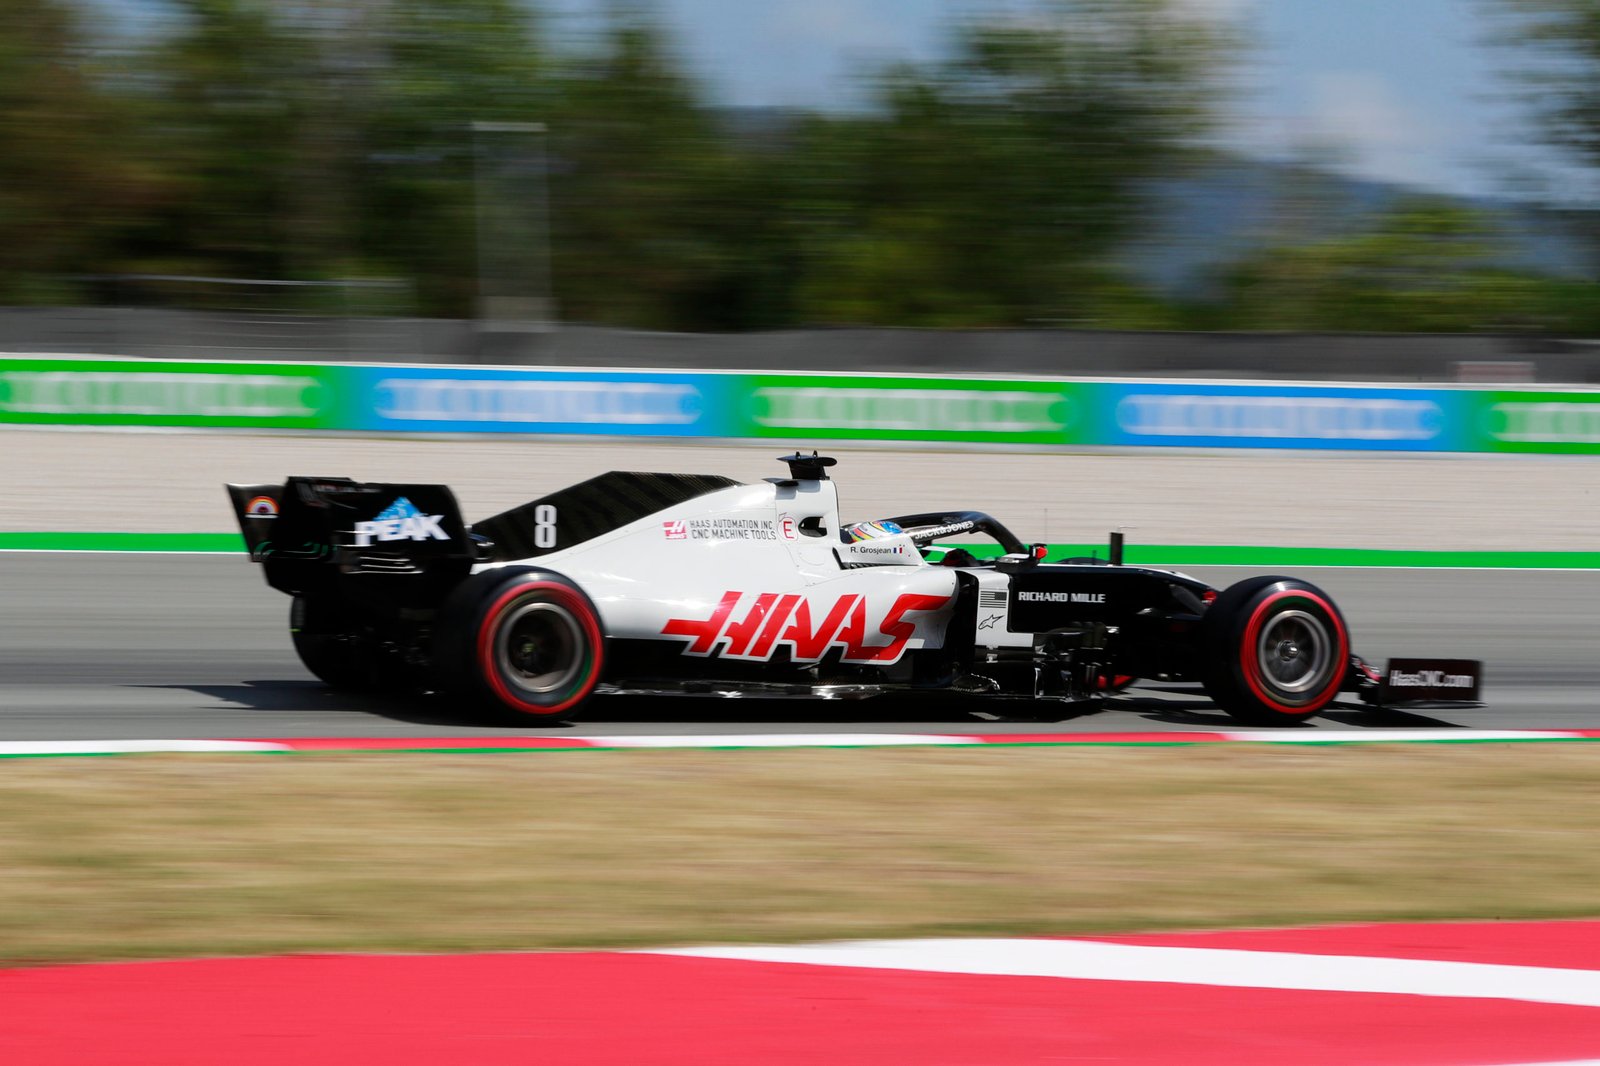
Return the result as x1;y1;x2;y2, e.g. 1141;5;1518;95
646;938;1600;1008
2;731;1594;758
1222;729;1582;743
591;733;983;748
0;739;290;756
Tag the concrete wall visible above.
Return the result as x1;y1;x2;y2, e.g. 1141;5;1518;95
3;308;1595;382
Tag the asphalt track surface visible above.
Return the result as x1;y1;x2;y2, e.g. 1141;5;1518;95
3;554;1597;741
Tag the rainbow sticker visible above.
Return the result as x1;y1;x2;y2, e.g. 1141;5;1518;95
246;495;279;519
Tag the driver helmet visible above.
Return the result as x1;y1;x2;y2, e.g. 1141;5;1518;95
846;519;904;543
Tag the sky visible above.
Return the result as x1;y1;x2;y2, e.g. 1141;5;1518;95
538;0;1571;201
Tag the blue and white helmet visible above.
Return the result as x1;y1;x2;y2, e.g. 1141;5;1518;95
846;519;904;542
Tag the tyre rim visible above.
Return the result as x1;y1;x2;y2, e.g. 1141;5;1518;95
1254;608;1332;696
495;601;584;695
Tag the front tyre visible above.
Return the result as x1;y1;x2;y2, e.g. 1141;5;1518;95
1201;577;1349;726
433;568;605;724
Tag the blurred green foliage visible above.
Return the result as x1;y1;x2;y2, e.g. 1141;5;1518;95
1215;199;1600;334
0;0;1592;332
0;0;149;302
1488;0;1600;174
790;1;1234;328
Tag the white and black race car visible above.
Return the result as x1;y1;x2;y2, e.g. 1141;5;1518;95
227;453;1481;726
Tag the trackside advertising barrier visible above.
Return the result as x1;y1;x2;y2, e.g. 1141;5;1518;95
0;358;350;431
736;374;1086;446
1476;391;1600;455
359;366;733;437
1093;383;1467;452
5;356;1600;454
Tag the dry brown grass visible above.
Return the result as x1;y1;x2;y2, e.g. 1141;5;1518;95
3;743;1599;964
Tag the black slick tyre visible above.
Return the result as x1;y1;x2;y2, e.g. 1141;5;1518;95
1200;576;1350;726
290;595;374;690
433;567;605;725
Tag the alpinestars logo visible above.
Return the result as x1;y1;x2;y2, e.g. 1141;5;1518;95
353;497;449;546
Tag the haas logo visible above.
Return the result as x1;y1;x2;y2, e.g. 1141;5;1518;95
663;591;952;664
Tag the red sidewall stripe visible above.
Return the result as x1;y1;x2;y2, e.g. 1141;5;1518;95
475;581;605;717
1238;589;1349;715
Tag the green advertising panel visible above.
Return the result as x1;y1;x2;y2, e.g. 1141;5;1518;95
735;374;1088;445
0;358;348;430
1471;389;1600;455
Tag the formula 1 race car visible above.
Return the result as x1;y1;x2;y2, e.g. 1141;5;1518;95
227;453;1481;726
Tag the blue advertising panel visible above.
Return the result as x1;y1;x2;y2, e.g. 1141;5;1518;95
1090;382;1470;452
347;366;738;437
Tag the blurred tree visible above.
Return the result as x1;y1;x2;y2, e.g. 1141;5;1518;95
1484;0;1600;297
791;0;1237;326
1;0;1233;327
0;0;148;302
118;0;316;283
115;0;552;315
1486;0;1600;175
357;0;549;315
1212;198;1585;332
546;6;799;330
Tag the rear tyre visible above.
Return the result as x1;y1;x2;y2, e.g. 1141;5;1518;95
1200;577;1349;726
433;568;605;724
290;595;375;690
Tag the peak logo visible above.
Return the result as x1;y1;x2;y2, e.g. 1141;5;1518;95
353;496;449;546
662;590;953;664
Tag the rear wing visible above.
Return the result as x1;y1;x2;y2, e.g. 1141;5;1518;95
224;477;475;602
